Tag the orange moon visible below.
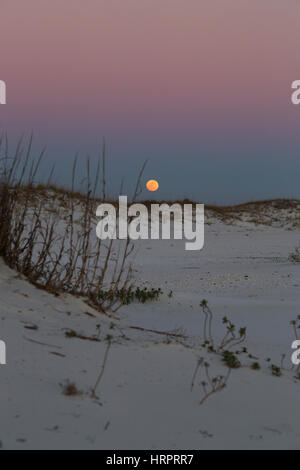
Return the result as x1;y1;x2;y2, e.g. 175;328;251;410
146;179;159;192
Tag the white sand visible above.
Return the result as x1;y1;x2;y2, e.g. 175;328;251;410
0;208;300;449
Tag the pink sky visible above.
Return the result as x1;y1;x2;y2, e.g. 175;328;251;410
1;0;300;144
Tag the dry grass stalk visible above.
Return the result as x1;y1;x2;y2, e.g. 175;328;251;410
0;134;146;314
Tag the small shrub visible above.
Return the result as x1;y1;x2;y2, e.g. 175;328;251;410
270;364;281;377
98;286;163;304
200;300;246;351
61;381;81;396
65;330;77;339
0;135;147;316
222;350;241;369
251;362;261;370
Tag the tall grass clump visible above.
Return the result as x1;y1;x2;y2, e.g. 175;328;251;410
0;134;142;314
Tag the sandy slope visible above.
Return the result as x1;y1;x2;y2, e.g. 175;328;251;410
0;216;299;450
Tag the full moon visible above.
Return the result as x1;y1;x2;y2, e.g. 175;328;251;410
146;179;159;192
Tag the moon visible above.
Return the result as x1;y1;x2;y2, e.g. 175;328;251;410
146;179;159;192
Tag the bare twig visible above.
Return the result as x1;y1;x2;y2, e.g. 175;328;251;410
91;340;112;398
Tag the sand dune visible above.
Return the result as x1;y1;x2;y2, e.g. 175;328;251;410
0;201;299;449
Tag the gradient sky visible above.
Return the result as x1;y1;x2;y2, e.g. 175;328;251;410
1;0;300;202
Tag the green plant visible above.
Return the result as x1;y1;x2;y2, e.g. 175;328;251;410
222;350;241;369
200;300;247;352
251;362;261;370
221;317;247;350
270;364;281;377
65;330;77;339
98;286;163;305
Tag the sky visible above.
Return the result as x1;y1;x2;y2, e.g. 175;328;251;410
1;0;300;203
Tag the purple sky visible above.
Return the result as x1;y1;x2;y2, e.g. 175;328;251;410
1;1;300;202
